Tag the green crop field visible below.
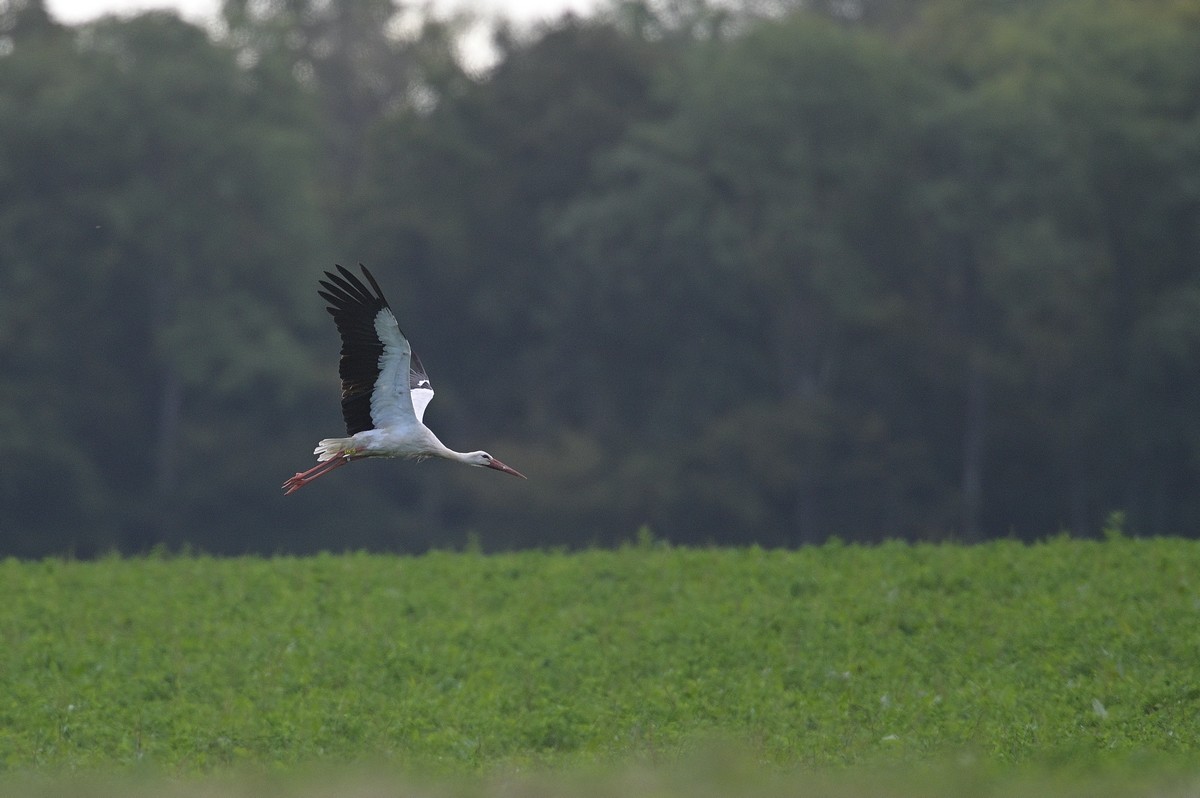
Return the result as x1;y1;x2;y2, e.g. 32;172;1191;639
2;535;1200;796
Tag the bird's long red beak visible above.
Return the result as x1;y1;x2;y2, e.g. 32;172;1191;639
487;458;526;479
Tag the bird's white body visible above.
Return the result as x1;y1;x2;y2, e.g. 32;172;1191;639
283;265;524;495
314;424;477;465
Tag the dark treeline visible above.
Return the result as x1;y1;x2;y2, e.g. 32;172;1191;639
1;0;1197;556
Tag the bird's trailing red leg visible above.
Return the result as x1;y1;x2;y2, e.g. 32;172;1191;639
282;454;352;495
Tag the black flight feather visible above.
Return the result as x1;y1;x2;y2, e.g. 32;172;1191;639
317;264;432;435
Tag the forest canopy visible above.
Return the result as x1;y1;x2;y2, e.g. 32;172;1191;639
0;0;1197;556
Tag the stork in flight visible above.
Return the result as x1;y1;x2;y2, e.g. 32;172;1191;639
282;264;525;495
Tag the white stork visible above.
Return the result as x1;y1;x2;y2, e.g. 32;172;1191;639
282;264;525;495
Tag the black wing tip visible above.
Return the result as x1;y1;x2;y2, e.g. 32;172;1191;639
320;264;389;308
323;263;376;285
317;265;388;312
358;264;386;300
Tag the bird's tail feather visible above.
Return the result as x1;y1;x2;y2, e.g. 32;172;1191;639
314;437;354;462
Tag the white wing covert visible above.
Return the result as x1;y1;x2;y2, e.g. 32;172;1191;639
318;264;426;435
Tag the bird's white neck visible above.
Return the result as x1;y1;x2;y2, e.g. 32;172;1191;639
421;427;474;464
444;447;478;464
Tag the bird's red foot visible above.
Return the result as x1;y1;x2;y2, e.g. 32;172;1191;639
282;454;350;495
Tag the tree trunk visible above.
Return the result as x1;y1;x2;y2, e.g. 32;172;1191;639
154;367;183;500
147;267;183;547
960;350;987;541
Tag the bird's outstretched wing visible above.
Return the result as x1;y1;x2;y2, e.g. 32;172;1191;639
409;348;434;423
317;264;435;434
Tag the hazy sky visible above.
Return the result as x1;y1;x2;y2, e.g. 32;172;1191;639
47;0;600;68
46;0;597;26
48;0;214;24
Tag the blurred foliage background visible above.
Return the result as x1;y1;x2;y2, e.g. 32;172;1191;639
1;0;1198;556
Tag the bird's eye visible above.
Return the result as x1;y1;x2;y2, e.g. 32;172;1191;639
482;453;491;461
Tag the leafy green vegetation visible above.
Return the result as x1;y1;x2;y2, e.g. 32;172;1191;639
3;0;1200;554
2;538;1197;781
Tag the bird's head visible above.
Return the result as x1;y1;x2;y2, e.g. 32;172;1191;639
467;451;526;479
